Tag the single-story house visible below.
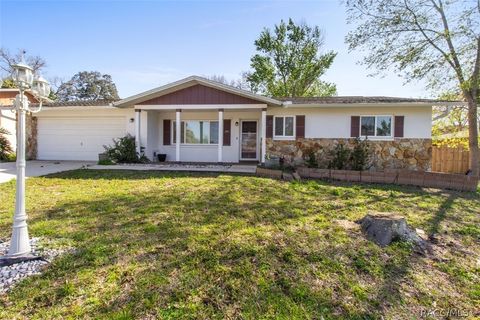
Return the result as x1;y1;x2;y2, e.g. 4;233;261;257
1;76;455;170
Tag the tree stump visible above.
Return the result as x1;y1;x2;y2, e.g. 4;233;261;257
357;213;429;253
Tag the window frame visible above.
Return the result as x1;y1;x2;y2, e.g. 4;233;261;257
172;120;219;145
359;115;393;139
273;115;296;140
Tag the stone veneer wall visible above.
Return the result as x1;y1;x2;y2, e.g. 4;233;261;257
26;115;37;160
266;138;432;171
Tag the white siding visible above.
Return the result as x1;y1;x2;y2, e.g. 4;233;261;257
0;110;17;152
32;105;432;163
267;106;432;139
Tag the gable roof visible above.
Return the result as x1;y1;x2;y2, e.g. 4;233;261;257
114;76;283;107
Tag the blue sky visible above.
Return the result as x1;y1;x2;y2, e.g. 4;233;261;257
0;0;430;98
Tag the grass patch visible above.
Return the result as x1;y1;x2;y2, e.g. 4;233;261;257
0;169;479;319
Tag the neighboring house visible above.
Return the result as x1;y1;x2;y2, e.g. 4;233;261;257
2;76;456;170
0;88;39;158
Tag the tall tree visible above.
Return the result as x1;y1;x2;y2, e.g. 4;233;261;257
56;71;120;101
0;48;46;78
207;74;249;90
245;19;337;97
344;0;480;175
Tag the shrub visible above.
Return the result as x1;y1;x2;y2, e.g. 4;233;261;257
5;153;16;162
304;148;319;168
98;159;115;165
328;143;350;170
103;134;148;164
350;138;370;171
0;127;14;161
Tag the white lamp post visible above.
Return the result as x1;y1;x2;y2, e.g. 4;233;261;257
0;55;50;261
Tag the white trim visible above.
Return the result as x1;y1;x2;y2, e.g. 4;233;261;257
218;110;224;162
136;104;266;110
239;120;259;161
115;76;283;107
359;115;393;139
175;111;181;161
135;111;141;155
40;106;116;111
261;110;267;163
273;115;295;140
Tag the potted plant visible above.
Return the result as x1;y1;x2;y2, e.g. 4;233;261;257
265;154;280;168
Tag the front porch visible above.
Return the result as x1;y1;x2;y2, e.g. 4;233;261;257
112;76;283;164
135;106;268;164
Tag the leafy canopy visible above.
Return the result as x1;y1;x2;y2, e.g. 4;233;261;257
344;0;480;174
0;48;46;77
56;71;119;102
245;19;337;97
344;0;479;93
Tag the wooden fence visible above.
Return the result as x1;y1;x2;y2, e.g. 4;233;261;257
432;146;470;174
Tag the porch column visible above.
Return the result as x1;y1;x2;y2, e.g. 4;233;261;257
218;109;224;162
261;108;267;163
176;109;181;162
135;109;141;155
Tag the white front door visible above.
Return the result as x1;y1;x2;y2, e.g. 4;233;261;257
240;120;258;161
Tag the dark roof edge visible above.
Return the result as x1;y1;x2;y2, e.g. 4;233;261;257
275;96;463;104
40;99;119;107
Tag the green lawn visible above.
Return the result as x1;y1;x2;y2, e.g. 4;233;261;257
0;170;479;319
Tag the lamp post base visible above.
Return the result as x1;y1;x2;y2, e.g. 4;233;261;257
0;254;42;268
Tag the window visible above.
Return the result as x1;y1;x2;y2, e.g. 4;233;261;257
360;116;392;137
274;116;295;138
173;120;219;144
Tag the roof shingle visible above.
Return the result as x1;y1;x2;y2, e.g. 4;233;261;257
275;96;458;104
42;99;118;107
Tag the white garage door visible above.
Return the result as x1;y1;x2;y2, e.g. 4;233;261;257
37;117;126;161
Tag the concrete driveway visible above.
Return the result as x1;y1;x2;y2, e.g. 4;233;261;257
0;160;95;184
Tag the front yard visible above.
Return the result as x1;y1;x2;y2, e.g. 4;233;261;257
0;170;479;319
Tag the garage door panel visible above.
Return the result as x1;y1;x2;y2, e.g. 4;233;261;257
38;140;115;150
37;117;127;161
39;131;124;138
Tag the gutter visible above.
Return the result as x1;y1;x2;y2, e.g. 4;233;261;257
278;102;463;108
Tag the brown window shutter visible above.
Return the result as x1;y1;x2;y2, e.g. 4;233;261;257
163;119;171;145
351;116;360;137
223;119;231;146
296;115;305;138
266;115;273;138
394;116;404;138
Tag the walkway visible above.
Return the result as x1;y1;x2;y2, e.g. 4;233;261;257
0;161;94;184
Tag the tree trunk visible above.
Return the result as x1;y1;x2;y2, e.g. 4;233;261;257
465;92;479;176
